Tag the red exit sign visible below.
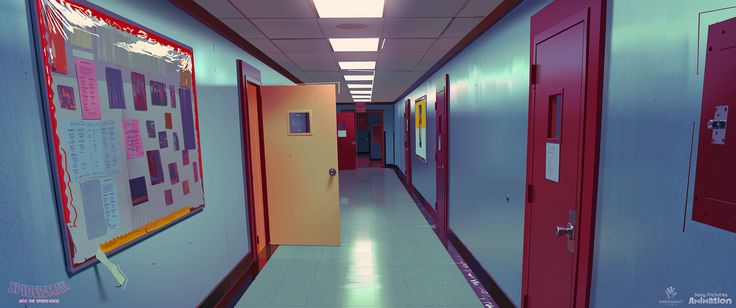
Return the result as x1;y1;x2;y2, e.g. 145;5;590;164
356;102;366;113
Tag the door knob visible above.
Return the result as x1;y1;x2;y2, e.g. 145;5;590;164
555;222;574;240
329;168;337;176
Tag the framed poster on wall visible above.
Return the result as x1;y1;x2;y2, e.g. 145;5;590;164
30;0;205;273
415;95;427;162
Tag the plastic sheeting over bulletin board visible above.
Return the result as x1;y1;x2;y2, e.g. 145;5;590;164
31;0;205;273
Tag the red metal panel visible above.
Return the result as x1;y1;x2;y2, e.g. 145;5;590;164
355;102;366;113
693;17;736;233
522;1;607;307
337;111;357;170
435;75;450;246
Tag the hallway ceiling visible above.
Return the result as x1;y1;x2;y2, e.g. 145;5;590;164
194;0;503;103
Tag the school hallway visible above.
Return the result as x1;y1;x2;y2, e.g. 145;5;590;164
236;168;483;307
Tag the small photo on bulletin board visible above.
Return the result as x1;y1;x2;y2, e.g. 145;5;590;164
415;95;428;162
31;0;205;273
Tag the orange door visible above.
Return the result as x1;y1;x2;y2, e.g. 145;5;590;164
246;82;268;253
260;85;340;245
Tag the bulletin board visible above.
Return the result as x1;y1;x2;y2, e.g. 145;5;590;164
31;0;205;273
415;95;427;162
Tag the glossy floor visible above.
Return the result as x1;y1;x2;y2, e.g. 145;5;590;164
235;168;483;307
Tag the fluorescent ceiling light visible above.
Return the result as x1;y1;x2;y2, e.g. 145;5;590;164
350;90;372;95
344;75;374;81
347;84;373;89
329;38;379;52
339;61;376;70
314;0;384;18
352;95;372;99
354;99;371;102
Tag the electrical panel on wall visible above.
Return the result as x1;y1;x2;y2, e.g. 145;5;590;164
693;17;736;233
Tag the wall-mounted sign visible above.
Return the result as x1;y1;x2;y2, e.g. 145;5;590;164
415;96;427;162
356;102;366;113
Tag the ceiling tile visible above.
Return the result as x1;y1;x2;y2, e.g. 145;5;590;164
373;86;408;102
195;0;244;18
442;18;483;37
428;37;462;54
318;19;383;38
414;53;445;71
405;71;428;85
385;0;466;18
273;39;331;53
246;38;282;53
373;71;412;85
287;53;338;71
251;19;323;39
381;39;436;53
230;0;315;18
266;51;301;71
377;53;424;71
458;0;504;17
383;18;452;38
220;18;264;38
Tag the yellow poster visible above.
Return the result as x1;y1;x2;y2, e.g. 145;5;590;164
415;96;427;161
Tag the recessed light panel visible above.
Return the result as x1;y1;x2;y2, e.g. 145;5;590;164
354;99;371;102
352;95;372;99
339;61;376;70
350;90;372;95
329;38;379;52
344;75;374;81
314;0;384;18
347;84;373;89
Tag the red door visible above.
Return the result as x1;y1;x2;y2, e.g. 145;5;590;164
404;99;412;186
522;1;606;307
692;17;736;233
337;111;356;170
435;75;449;245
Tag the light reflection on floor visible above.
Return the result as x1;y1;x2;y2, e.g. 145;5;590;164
235;168;482;307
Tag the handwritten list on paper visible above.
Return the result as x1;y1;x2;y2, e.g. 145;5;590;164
75;58;102;120
123;119;144;159
62;120;121;182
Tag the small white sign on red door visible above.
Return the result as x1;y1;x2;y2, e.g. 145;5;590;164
545;142;560;182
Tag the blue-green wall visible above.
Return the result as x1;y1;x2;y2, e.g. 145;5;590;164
0;0;291;306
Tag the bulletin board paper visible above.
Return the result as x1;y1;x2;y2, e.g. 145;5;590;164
32;0;205;273
415;96;428;162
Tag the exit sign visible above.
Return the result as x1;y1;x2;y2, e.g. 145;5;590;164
356;102;366;113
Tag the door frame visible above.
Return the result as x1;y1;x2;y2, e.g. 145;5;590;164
237;60;271;257
521;1;606;307
404;99;412;186
435;74;450;245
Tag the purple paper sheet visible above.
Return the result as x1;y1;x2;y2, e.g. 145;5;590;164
150;80;167;106
105;67;126;109
131;72;147;111
179;88;196;150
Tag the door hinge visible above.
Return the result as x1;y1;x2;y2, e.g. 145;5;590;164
527;184;533;203
530;64;538;85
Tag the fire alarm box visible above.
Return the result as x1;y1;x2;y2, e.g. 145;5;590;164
693;17;736;233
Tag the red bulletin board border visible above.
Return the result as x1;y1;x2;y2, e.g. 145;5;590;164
29;0;206;274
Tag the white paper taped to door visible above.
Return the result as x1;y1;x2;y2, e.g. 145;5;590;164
545;142;560;182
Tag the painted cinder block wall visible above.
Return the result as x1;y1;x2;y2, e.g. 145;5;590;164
0;0;292;306
393;0;736;306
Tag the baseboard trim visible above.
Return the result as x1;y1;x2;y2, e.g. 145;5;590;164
448;231;516;307
387;164;515;308
199;245;278;307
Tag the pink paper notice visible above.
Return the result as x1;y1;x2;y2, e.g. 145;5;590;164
75;58;101;120
123;119;144;159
